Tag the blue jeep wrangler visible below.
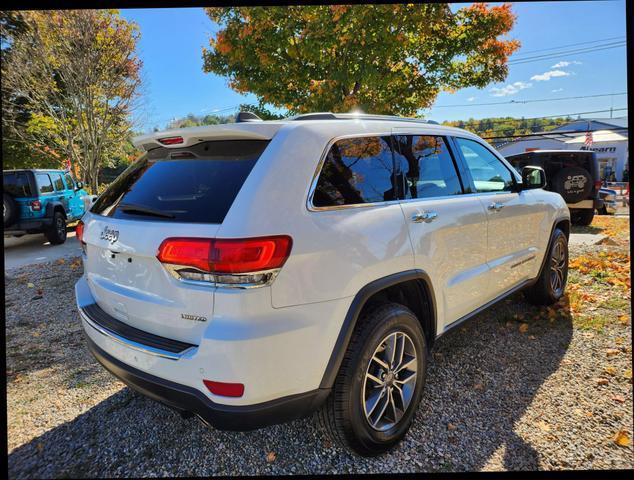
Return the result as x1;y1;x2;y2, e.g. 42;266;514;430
3;169;89;244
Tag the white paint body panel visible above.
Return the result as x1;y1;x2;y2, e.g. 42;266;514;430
77;118;569;407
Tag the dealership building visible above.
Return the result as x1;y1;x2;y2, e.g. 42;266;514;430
496;117;629;181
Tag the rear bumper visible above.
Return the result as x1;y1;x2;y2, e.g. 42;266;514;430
85;334;330;431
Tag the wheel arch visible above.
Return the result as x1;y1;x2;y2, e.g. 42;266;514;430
45;201;67;219
318;270;436;390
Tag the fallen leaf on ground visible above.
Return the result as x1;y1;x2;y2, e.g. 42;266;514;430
519;323;529;333
618;315;629;325
473;382;484;391
55;258;66;265
536;420;551;432
27;282;34;288
596;378;609;386
606;349;620;357
604;366;617;376
612;395;625;403
613;429;632;447
266;451;276;463
447;423;457;431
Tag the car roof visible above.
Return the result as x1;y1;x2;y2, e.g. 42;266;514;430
132;113;480;151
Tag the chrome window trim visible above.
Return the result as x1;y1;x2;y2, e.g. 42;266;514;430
306;132;508;212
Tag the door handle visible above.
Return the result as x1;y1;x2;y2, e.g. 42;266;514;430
412;210;438;223
487;202;504;211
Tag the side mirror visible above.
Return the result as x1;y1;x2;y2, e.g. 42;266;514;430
521;166;546;190
75;181;84;190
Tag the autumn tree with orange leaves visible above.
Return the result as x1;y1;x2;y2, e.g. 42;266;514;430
203;4;519;116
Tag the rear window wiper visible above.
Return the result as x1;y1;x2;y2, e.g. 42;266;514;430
118;203;176;219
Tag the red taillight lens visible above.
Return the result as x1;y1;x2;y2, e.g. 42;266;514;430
203;380;244;397
76;220;85;244
157;236;292;274
158;136;184;145
157;238;213;272
212;236;292;273
30;200;42;211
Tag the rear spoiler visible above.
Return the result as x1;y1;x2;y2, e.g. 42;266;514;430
132;122;284;151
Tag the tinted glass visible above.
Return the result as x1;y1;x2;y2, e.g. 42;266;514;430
456;138;514;193
64;173;75;189
394;135;463;199
36;173;54;194
3;173;32;198
51;173;65;191
312;136;397;207
91;140;270;224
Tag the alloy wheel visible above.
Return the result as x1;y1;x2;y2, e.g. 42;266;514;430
549;237;567;296
362;331;417;431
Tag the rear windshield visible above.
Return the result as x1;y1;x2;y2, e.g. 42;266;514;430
3;172;33;198
90;139;270;224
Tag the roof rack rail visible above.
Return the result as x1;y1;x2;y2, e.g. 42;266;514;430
289;112;438;124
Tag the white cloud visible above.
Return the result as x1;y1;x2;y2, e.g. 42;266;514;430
551;60;582;68
551;88;564;93
467;96;476;102
489;81;532;97
530;69;570;81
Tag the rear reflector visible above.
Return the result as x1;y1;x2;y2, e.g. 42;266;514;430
158;136;184;145
203;380;244;397
30;200;42;211
157;235;292;274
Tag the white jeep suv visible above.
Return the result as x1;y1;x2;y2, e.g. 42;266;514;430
75;113;570;456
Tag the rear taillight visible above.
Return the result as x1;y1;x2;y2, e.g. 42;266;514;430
76;220;86;254
203;380;244;397
76;220;85;243
157;235;292;287
30;200;41;211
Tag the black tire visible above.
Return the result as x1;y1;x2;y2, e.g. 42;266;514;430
553;167;592;203
3;193;17;227
316;302;427;456
45;211;67;245
571;209;595;226
524;228;568;306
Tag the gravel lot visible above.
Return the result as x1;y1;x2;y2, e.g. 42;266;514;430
6;220;633;476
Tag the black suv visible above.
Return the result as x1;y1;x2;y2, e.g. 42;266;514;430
505;150;603;225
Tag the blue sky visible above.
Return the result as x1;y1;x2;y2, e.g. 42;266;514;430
120;1;627;132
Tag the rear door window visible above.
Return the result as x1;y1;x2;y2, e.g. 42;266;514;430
90;139;270;224
311;136;398;207
3;172;33;198
36;173;54;194
393;135;463;199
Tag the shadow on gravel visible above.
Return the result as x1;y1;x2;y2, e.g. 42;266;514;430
8;292;574;476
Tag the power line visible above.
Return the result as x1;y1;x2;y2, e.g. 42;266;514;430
510;36;626;58
431;92;628;108
507;42;626;65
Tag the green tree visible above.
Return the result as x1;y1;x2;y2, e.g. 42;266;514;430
238;103;284;120
202;4;519;115
2;10;142;191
